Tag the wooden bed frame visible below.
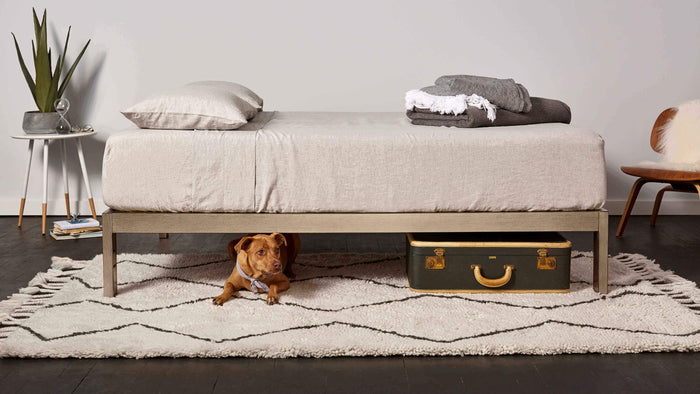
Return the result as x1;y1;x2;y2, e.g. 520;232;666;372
101;209;609;297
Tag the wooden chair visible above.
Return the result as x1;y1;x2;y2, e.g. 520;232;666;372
616;108;700;237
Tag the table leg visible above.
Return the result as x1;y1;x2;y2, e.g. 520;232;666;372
18;140;35;227
42;139;49;235
61;140;71;219
75;138;97;220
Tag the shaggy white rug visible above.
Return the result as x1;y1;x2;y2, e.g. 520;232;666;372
0;252;698;358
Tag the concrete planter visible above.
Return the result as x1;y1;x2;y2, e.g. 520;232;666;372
22;111;61;134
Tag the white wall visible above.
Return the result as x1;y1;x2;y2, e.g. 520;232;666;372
1;0;699;216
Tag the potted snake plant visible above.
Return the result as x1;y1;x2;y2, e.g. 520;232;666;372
12;8;90;133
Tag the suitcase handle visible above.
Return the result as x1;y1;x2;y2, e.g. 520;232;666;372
470;265;515;288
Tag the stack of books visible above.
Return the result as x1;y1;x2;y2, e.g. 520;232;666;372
50;218;102;240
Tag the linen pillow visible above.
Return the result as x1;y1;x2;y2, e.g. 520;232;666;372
189;81;263;111
121;81;262;130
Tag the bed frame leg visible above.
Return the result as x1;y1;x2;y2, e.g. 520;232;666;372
159;233;169;239
593;210;609;294
102;210;118;297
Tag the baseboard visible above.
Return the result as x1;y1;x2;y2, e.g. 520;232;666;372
0;198;109;217
1;198;698;216
604;199;700;215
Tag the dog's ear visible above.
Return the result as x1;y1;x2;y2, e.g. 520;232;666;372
271;232;287;247
227;239;238;260
234;237;255;255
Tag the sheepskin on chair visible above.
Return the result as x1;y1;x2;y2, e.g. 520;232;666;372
638;99;700;171
660;99;700;164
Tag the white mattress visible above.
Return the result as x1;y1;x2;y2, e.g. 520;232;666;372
103;112;606;213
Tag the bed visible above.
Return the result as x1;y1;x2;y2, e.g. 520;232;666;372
101;111;609;296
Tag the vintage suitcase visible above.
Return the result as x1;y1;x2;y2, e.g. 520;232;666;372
406;232;572;293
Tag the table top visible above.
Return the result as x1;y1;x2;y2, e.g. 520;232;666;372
11;131;96;140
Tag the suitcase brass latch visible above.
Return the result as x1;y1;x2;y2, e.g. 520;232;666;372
426;248;446;269
537;249;557;270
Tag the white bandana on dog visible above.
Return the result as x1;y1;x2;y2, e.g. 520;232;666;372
236;258;272;294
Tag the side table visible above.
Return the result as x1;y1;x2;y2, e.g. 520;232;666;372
12;131;98;235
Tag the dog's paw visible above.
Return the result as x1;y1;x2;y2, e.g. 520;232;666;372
266;294;279;305
212;295;229;306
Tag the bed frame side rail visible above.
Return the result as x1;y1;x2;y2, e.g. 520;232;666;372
101;209;608;297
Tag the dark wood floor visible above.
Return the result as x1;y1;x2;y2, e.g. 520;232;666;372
1;215;698;393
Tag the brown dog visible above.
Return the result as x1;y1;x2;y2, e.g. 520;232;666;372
213;233;300;306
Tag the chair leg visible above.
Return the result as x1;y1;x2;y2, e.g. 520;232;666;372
616;178;647;237
650;185;673;227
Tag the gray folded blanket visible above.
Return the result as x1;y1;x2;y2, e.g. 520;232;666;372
407;97;570;128
424;75;532;113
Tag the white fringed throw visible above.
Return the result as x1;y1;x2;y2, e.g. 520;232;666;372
405;89;497;121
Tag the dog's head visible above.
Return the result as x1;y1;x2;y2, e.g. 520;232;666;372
234;233;287;276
